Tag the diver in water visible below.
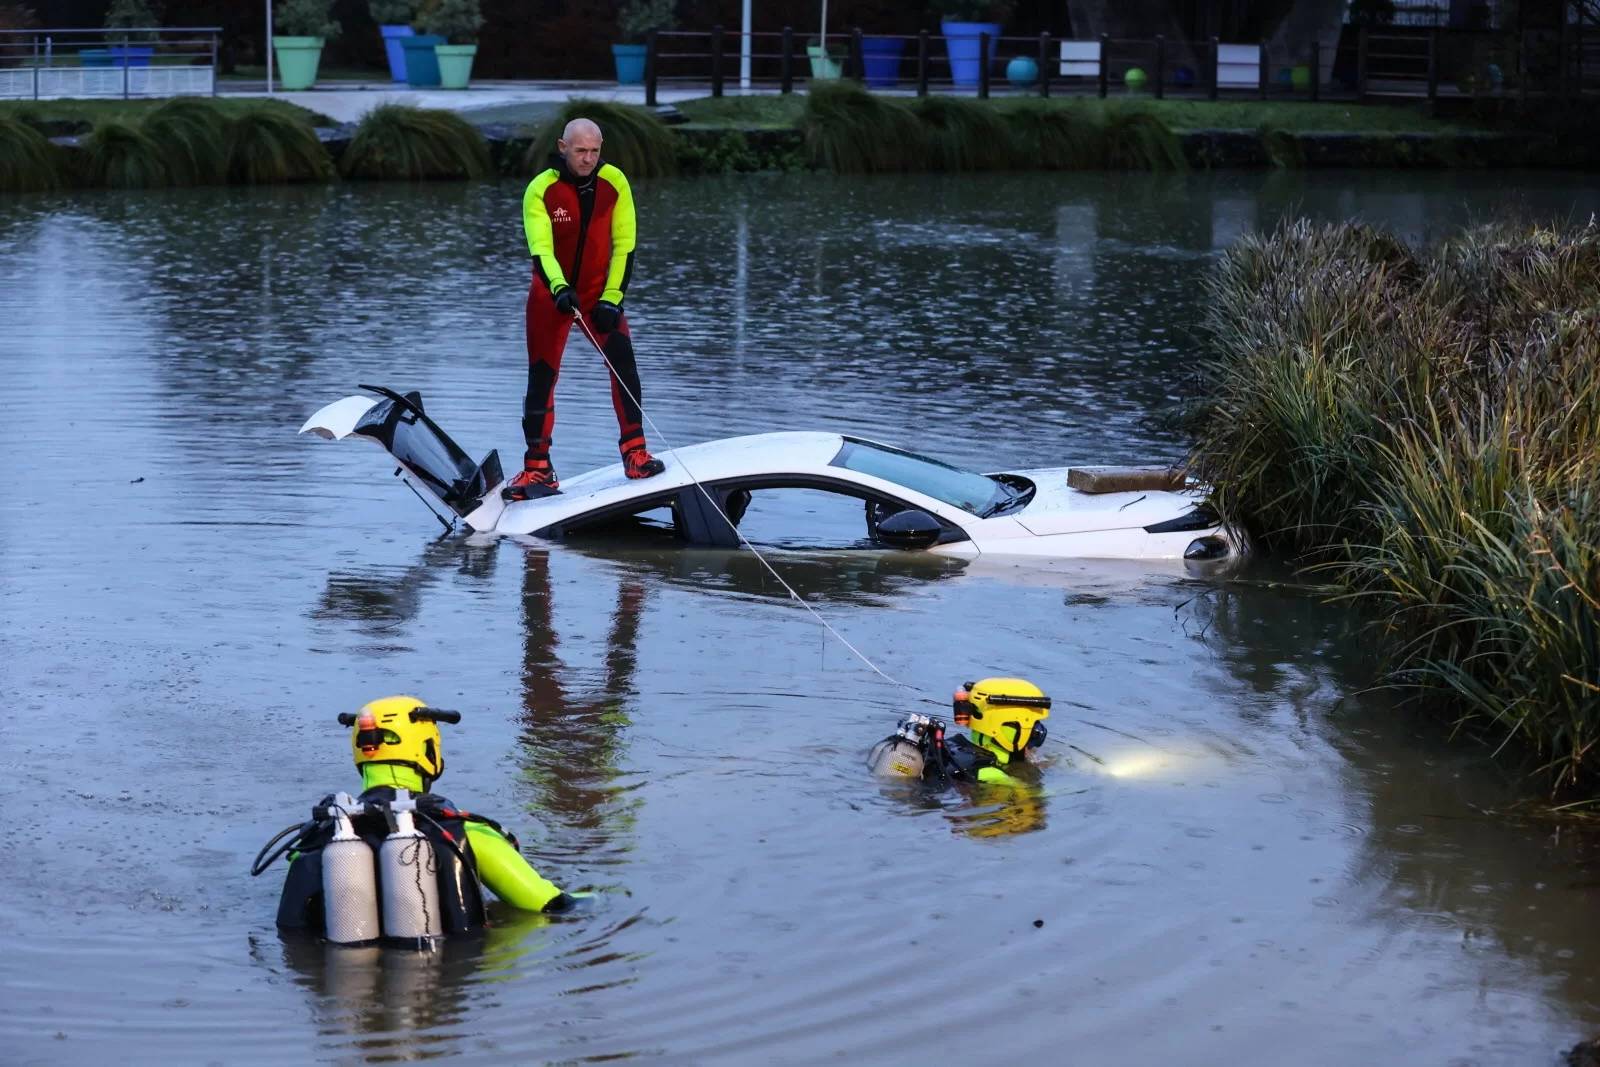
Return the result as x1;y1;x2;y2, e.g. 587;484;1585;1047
258;696;576;946
868;677;1051;786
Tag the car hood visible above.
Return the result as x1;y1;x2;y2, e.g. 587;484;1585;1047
999;466;1211;536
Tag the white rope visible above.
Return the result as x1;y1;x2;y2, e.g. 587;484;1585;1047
570;310;936;703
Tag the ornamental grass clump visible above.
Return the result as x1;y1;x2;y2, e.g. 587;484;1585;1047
226;109;333;183
80;119;169;188
1191;218;1600;796
801;81;925;173
525;99;677;179
142;97;230;185
0;114;61;193
911;95;1013;172
1002;101;1106;169
1102;107;1185;170
342;104;490;179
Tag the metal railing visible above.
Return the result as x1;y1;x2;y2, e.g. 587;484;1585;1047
645;28;1323;104
644;24;1597;106
1356;23;1596;99
0;27;220;100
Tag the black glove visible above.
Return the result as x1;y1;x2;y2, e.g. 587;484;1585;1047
590;300;622;333
551;284;576;315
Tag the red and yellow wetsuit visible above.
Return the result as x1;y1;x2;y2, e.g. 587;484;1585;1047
522;155;647;464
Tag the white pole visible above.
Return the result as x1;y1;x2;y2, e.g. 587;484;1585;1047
265;0;274;93
740;0;751;90
819;0;828;51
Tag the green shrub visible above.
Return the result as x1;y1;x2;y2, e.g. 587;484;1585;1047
801;82;924;173
81;119;169;188
911;94;1013;172
368;0;412;23
275;0;340;39
142;97;229;185
342;104;491;179
226;109;334;183
0;113;60;193
525;99;677;179
618;0;676;42
417;0;483;44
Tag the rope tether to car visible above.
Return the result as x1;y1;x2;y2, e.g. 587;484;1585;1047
570;311;940;707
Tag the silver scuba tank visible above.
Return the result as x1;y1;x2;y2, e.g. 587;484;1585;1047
320;792;381;945
378;789;442;945
868;736;927;778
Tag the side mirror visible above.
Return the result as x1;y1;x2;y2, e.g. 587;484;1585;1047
875;508;943;550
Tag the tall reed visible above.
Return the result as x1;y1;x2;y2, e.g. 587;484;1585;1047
1192;219;1600;795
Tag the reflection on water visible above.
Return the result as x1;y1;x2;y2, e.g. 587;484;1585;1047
5;170;1600;1064
517;546;646;867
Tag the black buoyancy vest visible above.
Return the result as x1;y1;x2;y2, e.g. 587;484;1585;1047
276;787;489;937
934;734;1000;784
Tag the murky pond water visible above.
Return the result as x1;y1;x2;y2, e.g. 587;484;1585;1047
5;169;1600;1065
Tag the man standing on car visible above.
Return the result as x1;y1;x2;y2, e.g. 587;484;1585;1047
506;117;664;500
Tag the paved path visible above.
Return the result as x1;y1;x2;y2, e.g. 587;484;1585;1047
222;79;761;124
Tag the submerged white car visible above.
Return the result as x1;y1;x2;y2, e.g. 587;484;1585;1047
301;387;1237;563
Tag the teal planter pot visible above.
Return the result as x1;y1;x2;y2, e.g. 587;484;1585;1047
436;43;477;89
380;24;414;82
612;42;647;84
272;36;325;91
401;34;443;87
941;20;1000;87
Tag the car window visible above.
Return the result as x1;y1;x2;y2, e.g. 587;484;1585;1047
829;438;1008;516
732;488;880;550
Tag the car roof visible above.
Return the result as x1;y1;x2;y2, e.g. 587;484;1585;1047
495;431;850;534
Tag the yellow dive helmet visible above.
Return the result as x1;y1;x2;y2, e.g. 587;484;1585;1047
952;677;1051;758
337;696;461;789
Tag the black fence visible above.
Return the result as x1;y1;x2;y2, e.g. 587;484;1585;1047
643;23;1600;106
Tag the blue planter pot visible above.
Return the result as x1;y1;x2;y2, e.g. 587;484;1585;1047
860;35;905;88
85;45;151;68
612;42;647;85
400;34;443;87
941;20;1001;87
380;25;414;83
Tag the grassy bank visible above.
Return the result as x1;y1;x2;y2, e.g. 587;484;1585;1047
0;97;334;129
0;99;497;189
677;93;1478;134
1190;219;1600;798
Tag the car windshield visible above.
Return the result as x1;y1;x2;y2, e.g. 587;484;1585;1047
829;438;1013;516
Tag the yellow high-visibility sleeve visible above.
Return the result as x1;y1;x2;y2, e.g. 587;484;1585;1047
522;169;568;291
465;821;566;912
599;163;636;305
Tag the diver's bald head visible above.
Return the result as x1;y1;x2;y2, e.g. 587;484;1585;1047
558;118;603;177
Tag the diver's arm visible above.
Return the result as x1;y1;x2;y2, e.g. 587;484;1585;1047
464;821;571;912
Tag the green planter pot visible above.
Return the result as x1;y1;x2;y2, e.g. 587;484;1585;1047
272;36;325;91
435;43;477;89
